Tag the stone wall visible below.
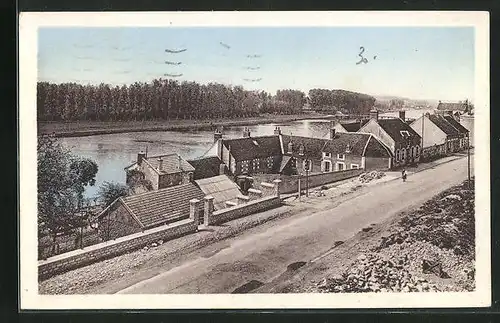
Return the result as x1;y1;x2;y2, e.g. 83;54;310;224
208;196;281;226
38;218;197;280
252;168;364;194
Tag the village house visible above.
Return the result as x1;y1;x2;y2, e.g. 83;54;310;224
321;130;393;171
436;100;472;115
358;110;422;168
410;113;462;160
96;182;205;240
440;112;470;150
280;134;328;175
125;152;195;190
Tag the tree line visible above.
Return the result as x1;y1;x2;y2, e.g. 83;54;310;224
308;88;376;115
37;79;307;122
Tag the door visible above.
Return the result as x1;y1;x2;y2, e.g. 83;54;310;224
337;162;345;171
324;161;331;172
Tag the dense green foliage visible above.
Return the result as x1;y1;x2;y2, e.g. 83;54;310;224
37;79;306;122
37;135;98;247
308;88;376;114
97;181;129;207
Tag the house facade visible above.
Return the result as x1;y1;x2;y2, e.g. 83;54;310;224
321;130;392;172
359;110;422;168
125;152;195;191
410;113;462;160
96;182;205;240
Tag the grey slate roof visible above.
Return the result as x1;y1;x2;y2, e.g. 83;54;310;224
187;156;223;180
341;120;369;132
377;118;421;142
223;135;282;161
428;115;461;138
281;135;328;160
443;115;469;135
120;182;205;228
322;132;392;158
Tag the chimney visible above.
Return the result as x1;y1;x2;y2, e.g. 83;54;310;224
330;128;336;139
287;141;293;154
243;127;251;138
369;109;379;122
273;126;282;135
214;128;223;143
399;110;406;121
178;155;182;171
219;163;226;175
137;151;146;165
157;157;163;172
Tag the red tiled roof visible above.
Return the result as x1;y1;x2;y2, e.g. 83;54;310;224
120;182;205;228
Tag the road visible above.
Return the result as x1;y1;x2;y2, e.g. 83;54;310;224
117;155;473;294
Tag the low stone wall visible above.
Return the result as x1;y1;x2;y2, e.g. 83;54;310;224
209;196;281;225
38;218;197;280
253;169;364;194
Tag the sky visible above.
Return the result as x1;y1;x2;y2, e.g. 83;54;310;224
37;27;475;102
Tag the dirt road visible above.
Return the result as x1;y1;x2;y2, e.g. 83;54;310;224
117;156;473;294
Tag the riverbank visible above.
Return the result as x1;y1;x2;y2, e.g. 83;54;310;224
38;113;332;138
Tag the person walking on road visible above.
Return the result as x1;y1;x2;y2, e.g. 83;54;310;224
402;168;407;182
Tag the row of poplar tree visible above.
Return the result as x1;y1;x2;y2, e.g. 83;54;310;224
36;79;308;122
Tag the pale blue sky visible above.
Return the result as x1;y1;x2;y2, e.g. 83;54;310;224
38;27;474;101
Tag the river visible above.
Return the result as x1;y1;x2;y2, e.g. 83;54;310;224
61;110;432;198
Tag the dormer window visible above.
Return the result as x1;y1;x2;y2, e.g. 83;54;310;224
400;130;410;137
323;152;332;159
337;154;345;160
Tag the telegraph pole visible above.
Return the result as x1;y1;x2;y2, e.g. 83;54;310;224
467;134;471;189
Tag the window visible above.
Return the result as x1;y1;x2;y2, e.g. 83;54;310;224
337;162;345;171
323;152;331;159
337;154;345;160
266;157;273;169
299;145;305;156
323;161;332;172
395;149;400;161
351;164;359;169
241;160;249;173
303;160;312;171
400;130;410;137
252;159;260;171
401;148;406;161
415;146;420;158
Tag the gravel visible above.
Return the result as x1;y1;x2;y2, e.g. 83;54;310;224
306;178;475;293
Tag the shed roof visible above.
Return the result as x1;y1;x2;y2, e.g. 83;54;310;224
195;175;241;210
119;182;204;228
322;132;391;158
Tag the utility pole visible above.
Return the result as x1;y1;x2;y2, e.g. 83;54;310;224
467;134;471;189
421;112;424;162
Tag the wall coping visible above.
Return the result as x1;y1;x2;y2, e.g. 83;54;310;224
38;218;194;266
212;195;278;216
